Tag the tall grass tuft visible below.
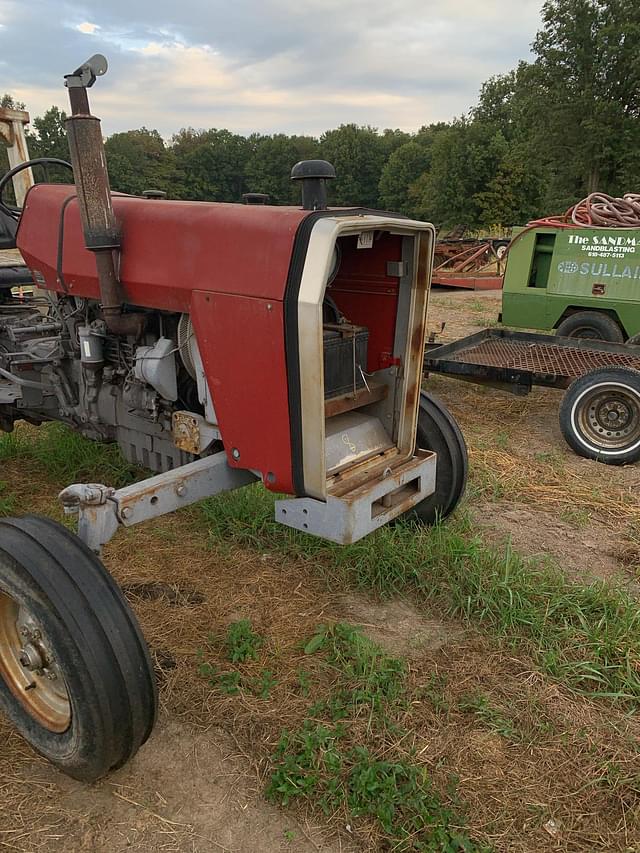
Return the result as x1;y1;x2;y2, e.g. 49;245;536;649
0;423;139;488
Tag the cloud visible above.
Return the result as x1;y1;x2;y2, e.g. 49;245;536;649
0;0;544;138
75;21;100;35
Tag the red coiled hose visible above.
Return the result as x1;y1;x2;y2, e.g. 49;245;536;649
505;192;640;255
528;192;640;230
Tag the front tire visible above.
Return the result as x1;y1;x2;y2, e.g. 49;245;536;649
0;516;157;781
556;311;624;343
559;367;640;465
403;392;468;524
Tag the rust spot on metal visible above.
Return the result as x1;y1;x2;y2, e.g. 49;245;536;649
329;447;402;498
173;412;201;454
411;322;424;356
416;233;430;291
405;381;418;411
118;481;161;513
329;450;434;533
65;103;146;337
324;382;388;419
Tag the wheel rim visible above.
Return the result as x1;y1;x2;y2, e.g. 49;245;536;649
569;326;602;340
0;591;71;732
575;383;640;452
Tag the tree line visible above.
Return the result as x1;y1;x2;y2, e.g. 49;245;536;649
3;0;639;232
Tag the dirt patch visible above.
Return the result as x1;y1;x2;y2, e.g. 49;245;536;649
472;501;638;588
429;287;502;341
334;593;465;658
1;715;341;852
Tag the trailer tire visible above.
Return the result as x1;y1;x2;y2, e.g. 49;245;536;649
0;516;157;781
403;392;468;524
556;311;624;343
559;367;640;465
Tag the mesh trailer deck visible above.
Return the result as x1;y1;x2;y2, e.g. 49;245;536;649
424;328;640;464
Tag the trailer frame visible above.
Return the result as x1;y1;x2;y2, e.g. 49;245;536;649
424;328;640;464
424;328;640;395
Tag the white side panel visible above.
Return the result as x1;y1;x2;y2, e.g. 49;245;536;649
297;216;436;500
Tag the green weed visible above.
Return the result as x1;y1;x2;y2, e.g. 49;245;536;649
420;674;450;714
197;620;269;695
494;431;509;450
225;619;263;663
346;750;481;851
559;508;591;528
269;735;480;850
306;623;406;719
198;662;242;695
249;669;277;699
297;669;312;697
459;694;519;741
532;449;566;472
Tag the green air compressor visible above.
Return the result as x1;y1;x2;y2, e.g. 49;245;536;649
501;223;640;344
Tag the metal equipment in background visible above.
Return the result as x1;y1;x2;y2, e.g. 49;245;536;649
423;192;640;465
0;56;468;782
432;237;507;290
0;106;74;290
501;192;640;344
0;106;33;208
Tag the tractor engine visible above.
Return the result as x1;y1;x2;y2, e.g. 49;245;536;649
0;293;211;470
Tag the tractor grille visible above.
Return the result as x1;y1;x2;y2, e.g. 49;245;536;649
447;339;640;378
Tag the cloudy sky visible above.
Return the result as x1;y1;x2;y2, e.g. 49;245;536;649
1;0;544;139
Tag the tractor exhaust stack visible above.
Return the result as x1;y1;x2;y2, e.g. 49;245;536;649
291;160;336;210
64;55;144;337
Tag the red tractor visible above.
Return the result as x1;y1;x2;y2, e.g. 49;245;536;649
0;56;467;780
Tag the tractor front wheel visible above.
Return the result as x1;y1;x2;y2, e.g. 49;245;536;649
0;516;157;781
559;367;640;465
403;392;468;524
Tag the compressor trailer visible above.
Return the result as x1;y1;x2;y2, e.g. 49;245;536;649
0;55;468;782
424;328;640;464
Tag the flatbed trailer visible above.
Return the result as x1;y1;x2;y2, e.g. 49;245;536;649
424;328;640;465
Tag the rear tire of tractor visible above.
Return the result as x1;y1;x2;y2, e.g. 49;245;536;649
0;516;157;781
559;367;640;465
402;392;468;525
556;311;624;343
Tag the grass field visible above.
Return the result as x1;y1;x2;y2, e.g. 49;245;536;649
0;289;639;852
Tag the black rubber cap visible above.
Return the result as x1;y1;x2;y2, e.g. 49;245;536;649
290;160;336;181
242;192;270;205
